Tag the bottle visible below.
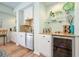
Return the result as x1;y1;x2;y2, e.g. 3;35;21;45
69;24;74;34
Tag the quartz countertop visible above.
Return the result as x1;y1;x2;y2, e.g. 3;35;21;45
39;33;79;37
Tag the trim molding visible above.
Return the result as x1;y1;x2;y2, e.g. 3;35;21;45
33;51;40;55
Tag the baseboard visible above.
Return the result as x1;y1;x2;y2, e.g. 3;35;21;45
10;41;15;43
10;41;20;47
16;43;20;46
33;51;46;57
33;51;40;55
39;53;46;57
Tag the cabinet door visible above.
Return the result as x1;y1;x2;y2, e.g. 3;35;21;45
38;34;52;57
17;32;25;47
26;33;33;50
11;32;17;43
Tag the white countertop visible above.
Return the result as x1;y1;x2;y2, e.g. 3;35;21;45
39;33;79;37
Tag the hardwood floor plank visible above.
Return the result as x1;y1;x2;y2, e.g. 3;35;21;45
23;51;33;57
10;48;31;57
0;42;42;57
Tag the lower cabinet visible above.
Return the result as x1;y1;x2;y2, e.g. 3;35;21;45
10;32;26;47
10;32;33;50
26;33;33;50
10;32;17;43
37;34;53;57
17;32;26;47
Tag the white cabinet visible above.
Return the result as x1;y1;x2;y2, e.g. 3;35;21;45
9;32;33;49
37;34;53;57
26;33;33;50
17;32;26;47
10;32;17;43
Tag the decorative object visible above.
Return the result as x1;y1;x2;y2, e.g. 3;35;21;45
50;11;63;17
63;2;74;34
67;14;74;24
63;2;74;11
69;24;74;34
50;11;55;17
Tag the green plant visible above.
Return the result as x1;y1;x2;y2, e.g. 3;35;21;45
63;2;75;11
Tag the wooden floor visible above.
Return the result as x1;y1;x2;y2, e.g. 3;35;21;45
0;42;41;57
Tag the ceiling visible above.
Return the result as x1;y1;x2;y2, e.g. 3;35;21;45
1;2;21;9
41;2;63;7
41;2;58;6
1;2;61;9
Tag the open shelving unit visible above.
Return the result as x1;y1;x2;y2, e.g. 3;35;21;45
20;18;33;32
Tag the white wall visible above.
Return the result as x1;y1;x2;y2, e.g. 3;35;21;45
14;2;33;32
33;2;40;54
0;13;16;30
0;3;14;15
14;2;33;12
24;6;33;20
0;3;16;44
38;3;64;33
22;3;47;33
74;3;79;36
39;3;47;33
0;3;16;30
33;2;47;34
45;3;67;33
34;3;66;33
74;2;79;57
1;16;15;43
0;19;2;27
15;11;24;32
2;15;15;29
19;10;24;25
